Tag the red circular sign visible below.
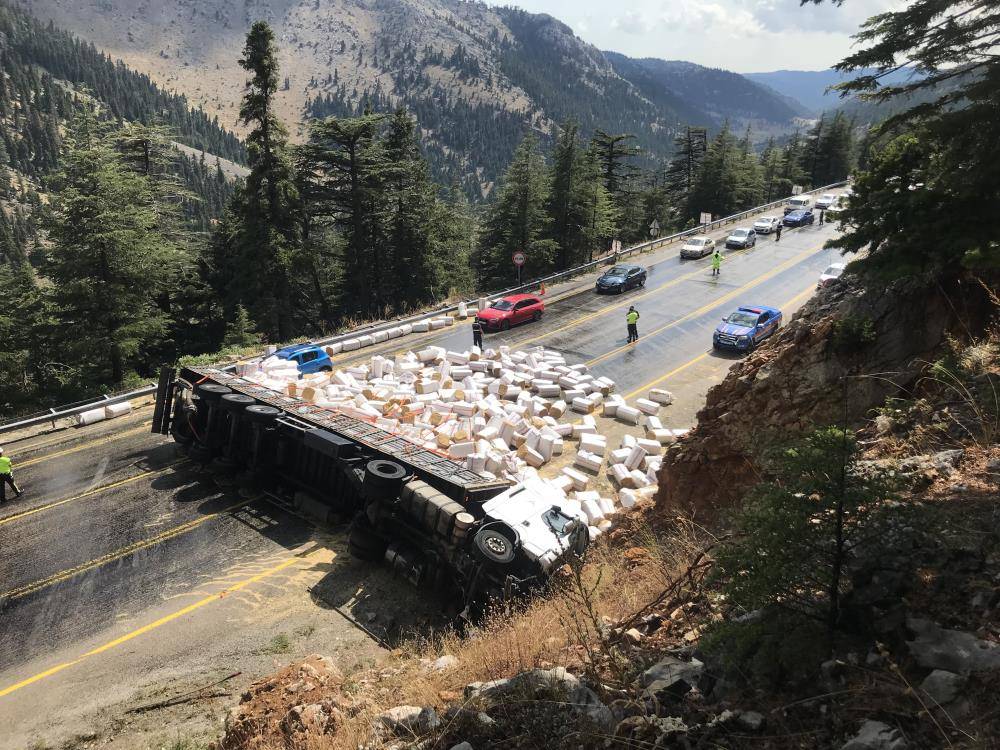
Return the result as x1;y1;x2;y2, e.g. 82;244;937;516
512;251;526;266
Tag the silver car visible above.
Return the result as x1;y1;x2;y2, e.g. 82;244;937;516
680;236;715;259
753;216;780;234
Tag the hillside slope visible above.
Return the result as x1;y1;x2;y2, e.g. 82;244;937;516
24;0;803;196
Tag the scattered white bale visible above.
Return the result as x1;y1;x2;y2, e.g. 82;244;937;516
104;401;132;419
579;433;607;456
357;334;374;347
630;469;653;488
619;488;638;509
478;297;489;311
75;407;107;426
575;450;603;472
443;317;455;327
448;442;476;459
616;405;642;425
400;324;413;335
597;518;614;533
342;338;361;352
550;474;575;494
597;496;616;516
671;428;690;438
457;301;468;319
524;447;546;468
610;447;632;465
649;389;675;405
621;434;638;449
581;499;604;524
571;397;594;414
637;438;662;455
429;318;446;331
412;320;431;333
588;525;602;541
371;330;389;344
625;445;647;471
549;400;568;418
644;415;663;431
325;342;343;355
635;398;659;416
648;428;676;445
562;467;590;491
610;463;632;486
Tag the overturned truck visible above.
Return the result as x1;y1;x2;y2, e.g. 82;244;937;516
153;365;588;619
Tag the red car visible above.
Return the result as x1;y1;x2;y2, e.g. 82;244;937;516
476;294;545;331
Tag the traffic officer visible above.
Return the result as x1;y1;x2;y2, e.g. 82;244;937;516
0;447;22;503
471;318;484;350
626;306;640;343
775;222;783;242
711;249;724;277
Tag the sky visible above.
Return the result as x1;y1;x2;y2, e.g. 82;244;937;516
483;0;902;73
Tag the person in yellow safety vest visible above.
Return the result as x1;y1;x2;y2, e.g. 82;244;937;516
711;249;724;277
0;447;22;503
626;306;640;343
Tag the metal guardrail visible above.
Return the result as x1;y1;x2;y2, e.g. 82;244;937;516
0;181;846;437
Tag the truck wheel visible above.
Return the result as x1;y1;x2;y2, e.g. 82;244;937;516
474;522;519;565
348;515;388;562
244;405;281;424
363;460;409;500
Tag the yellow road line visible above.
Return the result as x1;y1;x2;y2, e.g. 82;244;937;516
585;238;828;369
18;424;154;469
0;462;183;528
0;552;306;699
1;496;256;601
623;283;818;399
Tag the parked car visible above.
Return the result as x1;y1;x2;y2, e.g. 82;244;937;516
753;216;781;234
680;235;716;259
596;263;647;294
713;305;783;353
815;193;838;209
725;227;757;249
818;262;846;288
271;343;333;375
783;209;815;227
476;294;545;331
783;195;813;215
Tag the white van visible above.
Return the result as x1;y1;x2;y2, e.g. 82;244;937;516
784;195;813;215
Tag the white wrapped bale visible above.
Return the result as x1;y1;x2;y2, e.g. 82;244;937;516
648;428;676;445
635;398;659;415
104;401;132;419
76;407;107;426
371;330;388;344
649;389;675;405
610;447;632;465
643;415;663;431
581;499;604;524
400;324;413;335
575;450;603;472
625;445;647;471
524;447;545;468
616;405;642;425
571;396;594;414
325;342;343;355
579;433;607;456
637;438;662;454
610;463;632;487
412;320;431;333
386;327;404;339
619;488;638;509
457;301;468;319
597;496;616;516
342;338;361;351
630;469;652;487
562;467;590;491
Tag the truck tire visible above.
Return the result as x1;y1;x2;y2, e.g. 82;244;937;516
195;383;232;403
187;443;212;464
474;522;519;565
348;515;388;562
244;405;281;424
363;459;409;500
219;393;255;411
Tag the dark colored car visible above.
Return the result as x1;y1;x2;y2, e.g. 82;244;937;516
713;305;783;352
783;209;815;227
596;264;647;294
476;294;545;331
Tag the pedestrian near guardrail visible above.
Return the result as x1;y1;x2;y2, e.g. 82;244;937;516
0;447;22;503
626;306;640;343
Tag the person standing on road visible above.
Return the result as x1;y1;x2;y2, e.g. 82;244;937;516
775;222;783;242
471;319;484;350
0;447;22;503
711;249;724;277
819;209;826;225
626;306;640;343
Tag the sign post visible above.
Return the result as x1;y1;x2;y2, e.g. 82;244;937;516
699;212;712;231
791;185;803;196
649;219;660;238
512;250;526;284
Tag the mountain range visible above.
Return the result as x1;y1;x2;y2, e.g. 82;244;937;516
745;67;922;115
23;0;813;197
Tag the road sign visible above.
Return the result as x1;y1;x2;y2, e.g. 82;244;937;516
512;251;526;267
699;212;712;225
791;185;804;195
649;219;660;237
611;239;622;255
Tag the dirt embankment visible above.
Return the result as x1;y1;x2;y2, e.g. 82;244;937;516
655;273;998;519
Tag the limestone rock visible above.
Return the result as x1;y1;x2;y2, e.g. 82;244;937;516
841;719;908;750
377;705;441;734
465;667;613;729
906;618;1000;674
920;669;966;705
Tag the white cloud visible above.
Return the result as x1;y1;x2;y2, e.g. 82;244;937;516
482;0;904;71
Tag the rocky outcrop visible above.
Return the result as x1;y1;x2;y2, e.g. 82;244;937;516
655;273;993;518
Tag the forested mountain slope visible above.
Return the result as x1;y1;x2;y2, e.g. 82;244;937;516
24;0;804;197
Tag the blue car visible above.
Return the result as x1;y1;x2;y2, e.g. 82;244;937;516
783;209;815;227
713;305;783;352
273;343;333;375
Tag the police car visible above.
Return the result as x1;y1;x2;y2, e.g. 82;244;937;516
713;305;783;352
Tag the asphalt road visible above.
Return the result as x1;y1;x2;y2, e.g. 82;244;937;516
0;217;843;746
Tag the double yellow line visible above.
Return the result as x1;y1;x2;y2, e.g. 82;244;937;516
17;424;153;469
2;496;256;601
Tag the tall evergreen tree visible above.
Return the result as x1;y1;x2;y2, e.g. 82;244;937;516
43;115;180;385
476;134;556;287
590;130;640;237
663;126;707;221
214;22;300;340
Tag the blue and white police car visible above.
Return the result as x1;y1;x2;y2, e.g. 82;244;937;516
713;305;783;352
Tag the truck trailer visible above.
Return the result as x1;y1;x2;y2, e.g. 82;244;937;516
152;365;589;621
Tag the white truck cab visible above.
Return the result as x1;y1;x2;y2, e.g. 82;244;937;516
784;195;813;214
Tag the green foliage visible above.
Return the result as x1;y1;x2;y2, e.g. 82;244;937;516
815;0;1000;277
222;305;262;348
42;114;184;386
713;428;895;633
830;314;877;357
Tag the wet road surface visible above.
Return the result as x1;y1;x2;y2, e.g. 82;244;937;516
0;219;840;743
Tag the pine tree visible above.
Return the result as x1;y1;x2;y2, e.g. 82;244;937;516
216;21;301;341
43;114;180;385
0;261;46;411
223;304;263;347
663;126;707;222
476;134;557;287
590;130;640;238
